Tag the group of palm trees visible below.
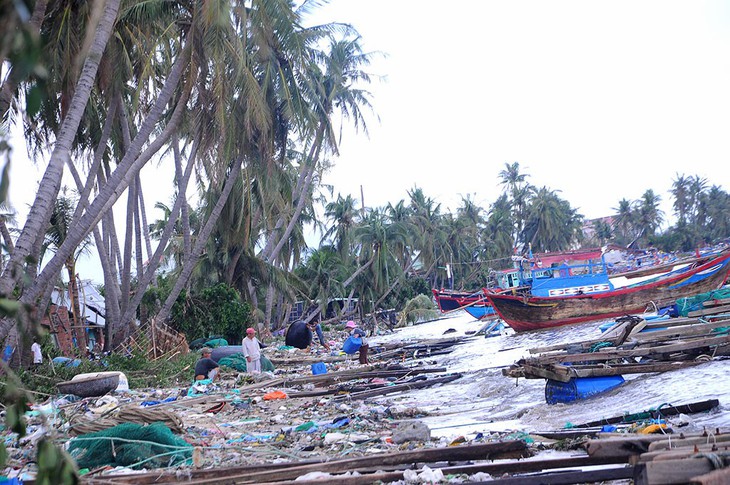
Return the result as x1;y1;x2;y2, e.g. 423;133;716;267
1;1;727;361
0;0;382;359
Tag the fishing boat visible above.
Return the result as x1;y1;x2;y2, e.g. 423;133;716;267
57;373;120;397
431;289;484;313
464;303;497;320
485;250;730;332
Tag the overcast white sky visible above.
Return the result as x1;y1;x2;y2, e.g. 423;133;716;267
308;0;730;223
7;0;730;282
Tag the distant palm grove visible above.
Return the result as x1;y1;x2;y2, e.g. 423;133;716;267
0;1;728;359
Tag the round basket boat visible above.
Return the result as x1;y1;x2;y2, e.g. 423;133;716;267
57;373;120;398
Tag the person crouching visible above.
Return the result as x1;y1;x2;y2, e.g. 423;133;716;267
195;347;219;381
345;320;369;364
242;327;261;373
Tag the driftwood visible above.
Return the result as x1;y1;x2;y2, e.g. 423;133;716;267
182;440;529;484
572;399;720;428
332;373;462;401
90;448;634;484
634;457;725;485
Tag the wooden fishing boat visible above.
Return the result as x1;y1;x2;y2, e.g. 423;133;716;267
57;372;120;397
464;303;497;320
431;289;484;313
485;250;730;332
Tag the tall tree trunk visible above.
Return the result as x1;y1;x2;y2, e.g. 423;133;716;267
67;261;87;351
0;219;14;255
134;178;145;321
114;138;198;340
0;0;121;299
17;45;191;312
373;255;419;310
64;153;121;335
155;158;244;325
137;177;153;266
172;135;192;262
100;163;124;275
119;174;136;318
343;255;375;288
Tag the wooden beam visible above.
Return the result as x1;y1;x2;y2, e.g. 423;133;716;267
573;399;719;428
635;458;717;485
182;440;529;484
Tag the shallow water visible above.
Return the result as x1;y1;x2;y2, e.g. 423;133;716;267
370;313;730;439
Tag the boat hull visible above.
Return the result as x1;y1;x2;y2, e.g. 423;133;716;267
486;251;730;332
464;304;497;320
431;289;483;313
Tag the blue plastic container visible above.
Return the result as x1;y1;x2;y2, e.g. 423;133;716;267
545;375;625;404
342;336;362;354
311;362;327;375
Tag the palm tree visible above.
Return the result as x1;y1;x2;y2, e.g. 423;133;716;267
612;198;636;246
0;0;123;304
41;191;94;351
636;189;664;246
521;187;582;252
498;161;533;249
322;194;359;258
262;34;376;264
671;173;691;225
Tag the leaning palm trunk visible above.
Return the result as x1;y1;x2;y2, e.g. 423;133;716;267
154;158;245;326
261;125;324;263
342;254;375;288
17;44;191;313
0;0;121;300
113;138;198;342
373;254;420;310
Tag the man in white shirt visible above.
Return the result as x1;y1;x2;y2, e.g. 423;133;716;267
31;339;43;366
241;327;261;373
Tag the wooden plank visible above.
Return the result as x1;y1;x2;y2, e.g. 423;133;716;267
471;466;635;484
633;443;730;463
690;467;730;485
586;435;682;457
631;320;730;342
635;458;716;485
521;363;572;382
524;334;730;365
647;432;730;451
574;399;719;428
333;373;462;400
93;451;626;484
688;303;730;317
182;440;530;484
566;360;703;378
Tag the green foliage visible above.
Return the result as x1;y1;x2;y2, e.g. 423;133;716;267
398;294;439;326
168;283;252;344
35;438;79;485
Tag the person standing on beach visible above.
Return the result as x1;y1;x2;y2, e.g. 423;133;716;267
242;327;261;373
345;321;369;364
31;338;42;366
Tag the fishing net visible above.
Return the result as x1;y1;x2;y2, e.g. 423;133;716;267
675;288;730;317
218;353;275;372
68;422;192;470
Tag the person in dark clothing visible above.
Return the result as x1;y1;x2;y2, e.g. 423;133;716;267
285;315;330;351
194;347;219;381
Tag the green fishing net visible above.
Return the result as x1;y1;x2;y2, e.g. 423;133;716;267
218;353;275;372
68;422;192;469
675;288;730;317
